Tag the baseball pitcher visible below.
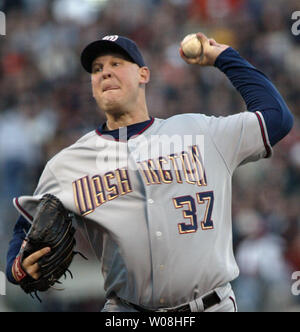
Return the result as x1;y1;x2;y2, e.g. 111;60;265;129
6;33;293;312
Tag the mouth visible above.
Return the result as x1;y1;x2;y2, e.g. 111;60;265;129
102;86;120;92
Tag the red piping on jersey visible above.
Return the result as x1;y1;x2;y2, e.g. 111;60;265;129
254;112;272;158
95;129;121;142
95;117;155;142
15;198;33;221
136;117;155;135
229;296;237;312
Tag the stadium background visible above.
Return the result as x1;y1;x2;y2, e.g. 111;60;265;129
0;0;300;312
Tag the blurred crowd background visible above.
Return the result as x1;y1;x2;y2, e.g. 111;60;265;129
0;0;300;312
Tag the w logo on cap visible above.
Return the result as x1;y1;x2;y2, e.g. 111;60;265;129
102;35;119;42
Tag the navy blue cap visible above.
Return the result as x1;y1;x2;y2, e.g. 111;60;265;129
81;35;146;73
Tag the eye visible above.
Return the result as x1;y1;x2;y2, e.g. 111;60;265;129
92;65;102;74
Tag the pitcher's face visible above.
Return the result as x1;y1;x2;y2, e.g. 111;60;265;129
91;54;149;114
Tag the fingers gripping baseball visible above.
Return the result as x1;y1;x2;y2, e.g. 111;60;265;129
22;247;51;280
180;32;229;66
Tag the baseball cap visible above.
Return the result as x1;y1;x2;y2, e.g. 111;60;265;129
81;35;146;73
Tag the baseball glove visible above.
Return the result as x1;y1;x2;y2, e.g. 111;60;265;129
12;194;85;300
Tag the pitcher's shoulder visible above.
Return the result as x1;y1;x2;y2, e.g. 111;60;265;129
47;130;97;167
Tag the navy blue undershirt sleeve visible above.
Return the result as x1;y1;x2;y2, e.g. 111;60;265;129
214;47;294;146
6;215;31;284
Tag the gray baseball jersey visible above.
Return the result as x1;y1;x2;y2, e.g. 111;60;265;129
13;111;271;308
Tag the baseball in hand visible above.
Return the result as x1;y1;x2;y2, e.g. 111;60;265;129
181;34;203;58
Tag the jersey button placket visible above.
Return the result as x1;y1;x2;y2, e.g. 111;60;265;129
144;172;168;305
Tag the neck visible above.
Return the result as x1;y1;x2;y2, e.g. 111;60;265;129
105;104;150;130
106;113;150;130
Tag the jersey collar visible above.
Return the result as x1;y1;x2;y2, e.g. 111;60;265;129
96;117;155;142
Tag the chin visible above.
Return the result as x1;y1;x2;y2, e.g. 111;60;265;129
100;101;123;115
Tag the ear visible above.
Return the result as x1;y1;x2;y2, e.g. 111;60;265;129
139;66;150;84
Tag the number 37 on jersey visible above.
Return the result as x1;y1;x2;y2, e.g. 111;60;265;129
173;191;214;234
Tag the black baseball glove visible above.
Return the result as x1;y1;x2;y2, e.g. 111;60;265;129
12;194;85;300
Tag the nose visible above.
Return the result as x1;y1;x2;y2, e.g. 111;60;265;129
102;71;112;80
102;67;112;80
